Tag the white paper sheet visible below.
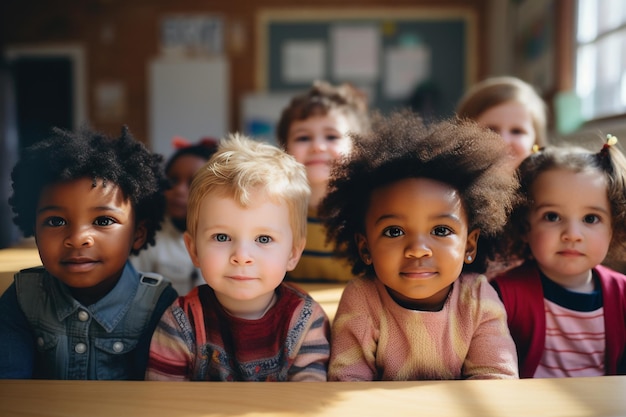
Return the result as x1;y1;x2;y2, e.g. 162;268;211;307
282;40;326;83
383;44;431;100
331;25;380;81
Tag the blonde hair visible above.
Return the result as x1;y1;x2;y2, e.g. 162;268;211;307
457;76;548;147
186;134;310;244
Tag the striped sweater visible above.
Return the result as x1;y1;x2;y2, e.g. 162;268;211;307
286;209;354;283
329;274;519;381
146;283;330;381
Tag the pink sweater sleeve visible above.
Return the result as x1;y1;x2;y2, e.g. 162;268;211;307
329;278;381;381
461;277;519;379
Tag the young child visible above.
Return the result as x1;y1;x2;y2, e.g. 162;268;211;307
145;134;330;381
131;137;218;295
457;76;548;168
0;126;178;379
491;136;626;378
277;80;369;283
320;111;519;381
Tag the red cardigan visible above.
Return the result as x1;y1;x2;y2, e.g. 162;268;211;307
492;261;626;378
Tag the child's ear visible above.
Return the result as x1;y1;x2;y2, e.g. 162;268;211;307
286;238;306;271
132;221;148;251
356;233;372;265
183;231;201;267
464;229;480;264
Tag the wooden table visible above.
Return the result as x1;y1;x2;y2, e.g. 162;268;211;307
0;246;42;295
1;376;625;417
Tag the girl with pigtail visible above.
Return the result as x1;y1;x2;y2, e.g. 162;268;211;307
492;135;626;378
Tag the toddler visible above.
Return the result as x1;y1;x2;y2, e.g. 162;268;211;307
146;134;330;381
320;111;519;380
492;136;626;378
131;137;218;295
457;76;548;168
277;80;369;283
0;126;177;379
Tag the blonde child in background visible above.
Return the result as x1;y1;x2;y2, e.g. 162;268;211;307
320;111;519;381
457;76;548;168
277;80;369;283
146;134;330;381
457;76;549;277
131;138;218;295
491;136;626;378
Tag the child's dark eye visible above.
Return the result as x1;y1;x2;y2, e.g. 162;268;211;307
326;134;341;141
432;226;452;237
214;233;230;242
44;216;66;227
295;135;311;142
543;212;560;222
256;235;272;244
583;214;600;224
94;217;115;227
383;226;404;238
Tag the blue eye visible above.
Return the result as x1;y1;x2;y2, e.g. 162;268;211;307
383;227;404;238
214;234;230;242
256;235;272;244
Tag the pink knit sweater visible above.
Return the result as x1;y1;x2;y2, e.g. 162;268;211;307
329;274;519;381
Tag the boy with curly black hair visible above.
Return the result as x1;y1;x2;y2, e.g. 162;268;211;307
320;111;519;380
0;126;178;379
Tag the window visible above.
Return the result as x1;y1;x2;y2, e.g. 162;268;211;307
576;0;626;120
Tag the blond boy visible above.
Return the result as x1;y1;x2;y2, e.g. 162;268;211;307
146;134;330;381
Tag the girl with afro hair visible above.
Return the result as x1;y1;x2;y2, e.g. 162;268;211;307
320;111;519;381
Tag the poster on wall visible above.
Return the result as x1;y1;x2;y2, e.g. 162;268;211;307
331;24;380;81
282;40;326;83
160;14;223;56
383;44;431;100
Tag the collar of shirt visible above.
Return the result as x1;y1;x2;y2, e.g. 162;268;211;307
49;262;139;332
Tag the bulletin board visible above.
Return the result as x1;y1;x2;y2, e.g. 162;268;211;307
257;8;477;119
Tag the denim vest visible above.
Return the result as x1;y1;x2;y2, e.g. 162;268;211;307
15;264;169;379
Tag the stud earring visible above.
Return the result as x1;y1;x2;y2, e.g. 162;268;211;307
466;255;473;262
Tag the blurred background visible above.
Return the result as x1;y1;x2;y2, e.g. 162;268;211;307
1;0;624;247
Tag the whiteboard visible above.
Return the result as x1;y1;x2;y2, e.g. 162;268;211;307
149;56;228;159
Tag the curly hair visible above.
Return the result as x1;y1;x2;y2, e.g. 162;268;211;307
498;139;626;263
186;133;310;244
164;138;219;175
9;126;168;254
276;80;369;149
319;111;519;276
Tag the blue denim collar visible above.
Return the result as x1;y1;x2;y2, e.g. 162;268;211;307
50;262;139;332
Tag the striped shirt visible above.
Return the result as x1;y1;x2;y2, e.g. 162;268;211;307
534;274;605;377
286;209;355;283
146;283;330;381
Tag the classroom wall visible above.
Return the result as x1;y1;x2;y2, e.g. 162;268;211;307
0;0;490;146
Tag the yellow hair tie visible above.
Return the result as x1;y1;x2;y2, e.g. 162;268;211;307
606;134;618;147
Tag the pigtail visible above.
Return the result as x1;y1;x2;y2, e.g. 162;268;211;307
596;134;626;262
